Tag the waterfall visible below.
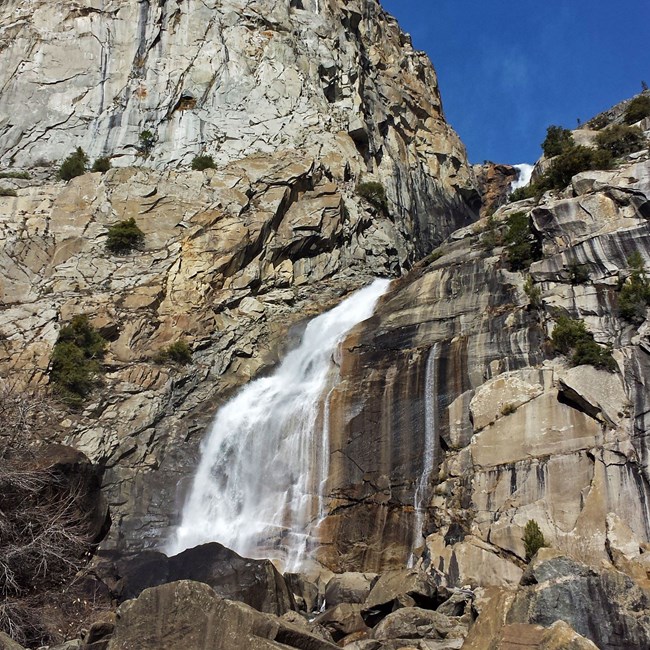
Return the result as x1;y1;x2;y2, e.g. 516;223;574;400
511;163;534;190
409;343;440;565
166;279;391;569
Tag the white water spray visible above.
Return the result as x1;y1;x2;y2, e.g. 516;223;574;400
511;163;534;191
410;343;440;565
167;279;391;569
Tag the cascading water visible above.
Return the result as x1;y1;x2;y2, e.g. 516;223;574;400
166;279;391;570
409;343;440;565
511;163;534;190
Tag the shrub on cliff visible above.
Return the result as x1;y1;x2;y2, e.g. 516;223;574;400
191;154;216;171
504;212;542;271
58;147;88;181
551;315;616;372
356;181;388;210
542;125;574;157
154;340;192;365
511;145;613;203
49;315;107;405
595;124;646;157
138;130;155;156
105;217;145;254
624;95;650;124
523;520;547;561
91;156;112;173
619;252;650;324
0;188;17;197
543;145;612;190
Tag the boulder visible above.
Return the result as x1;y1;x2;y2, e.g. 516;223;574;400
280;612;334;644
363;569;439;622
325;573;378;608
107;580;338;650
504;621;600;649
435;590;475;618
106;542;295;615
313;604;370;641
509;554;650;649
285;573;322;613
371;607;463;641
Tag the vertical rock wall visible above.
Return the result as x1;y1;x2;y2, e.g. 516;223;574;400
0;0;478;253
319;156;650;577
0;0;479;553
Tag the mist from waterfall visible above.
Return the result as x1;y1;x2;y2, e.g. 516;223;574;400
166;279;391;570
409;343;440;565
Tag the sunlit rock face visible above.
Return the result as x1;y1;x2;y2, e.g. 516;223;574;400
0;0;478;253
0;0;479;554
321;153;650;574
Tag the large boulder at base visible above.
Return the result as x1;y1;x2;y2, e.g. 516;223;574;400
313;604;370;641
104;542;295;615
284;573;322;613
325;573;378;608
371;607;466;642
462;588;599;649
508;553;650;649
280;612;334;644
107;580;338;650
362;569;440;626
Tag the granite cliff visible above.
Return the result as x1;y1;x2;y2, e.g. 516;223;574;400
0;0;477;556
1;0;650;648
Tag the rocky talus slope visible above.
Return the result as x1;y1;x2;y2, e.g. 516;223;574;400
0;0;477;555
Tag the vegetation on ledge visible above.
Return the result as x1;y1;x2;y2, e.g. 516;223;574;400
551;315;617;372
49;315;107;406
105;218;145;254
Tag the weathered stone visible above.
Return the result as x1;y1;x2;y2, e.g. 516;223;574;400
0;632;26;650
422;535;523;589
371;607;462;641
280;612;335;644
313;604;370;641
469;370;547;432
325;573;378;608
472;163;518;218
558;365;627;426
284;573;322;613
107;580;338;650
106;542;294;615
509;555;650;649
362;569;440;627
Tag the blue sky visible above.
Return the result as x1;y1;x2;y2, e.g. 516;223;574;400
381;1;650;165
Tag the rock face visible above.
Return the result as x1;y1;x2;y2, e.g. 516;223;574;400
0;0;478;555
318;145;650;572
99;542;295;615
106;580;338;650
462;551;650;650
472;162;518;217
2;0;650;645
0;0;478;253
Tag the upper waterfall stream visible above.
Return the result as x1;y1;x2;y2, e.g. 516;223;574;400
167;279;391;569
